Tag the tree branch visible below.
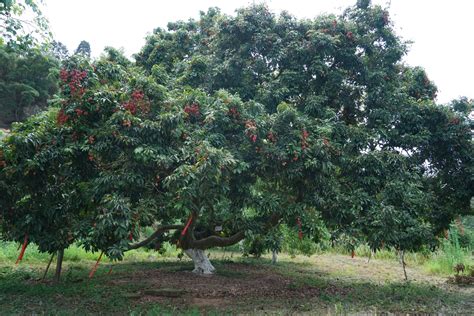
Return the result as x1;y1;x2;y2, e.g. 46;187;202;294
188;230;246;249
183;211;281;250
128;224;183;250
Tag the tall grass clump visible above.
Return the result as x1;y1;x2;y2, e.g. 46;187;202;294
424;227;473;276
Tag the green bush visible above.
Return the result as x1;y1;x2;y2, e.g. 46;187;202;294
280;225;320;257
458;216;474;249
0;130;6;140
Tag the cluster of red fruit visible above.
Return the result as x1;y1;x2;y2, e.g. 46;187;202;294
346;31;354;40
123;101;137;114
56;109;69;125
301;129;310;150
245;120;258;143
75;108;88;117
267;131;276;143
227;107;240;119
320;19;338;35
59;69;68;82
131;90;144;100
123;90;147;115
184;102;200;117
60;68;88;97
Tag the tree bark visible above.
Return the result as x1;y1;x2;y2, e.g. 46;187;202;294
179;212;280;274
55;249;64;282
272;250;278;264
400;250;408;281
184;249;216;275
188;231;246;249
128;224;183;250
42;252;55;280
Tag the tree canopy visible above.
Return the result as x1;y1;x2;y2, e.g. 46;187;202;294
0;0;59;127
74;40;91;58
0;0;50;49
0;1;472;275
0;44;59;126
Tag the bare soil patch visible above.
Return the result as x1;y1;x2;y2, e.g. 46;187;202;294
108;262;348;308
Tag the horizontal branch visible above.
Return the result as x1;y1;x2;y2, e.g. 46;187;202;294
183;211;281;250
188;231;246;250
128;224;183;250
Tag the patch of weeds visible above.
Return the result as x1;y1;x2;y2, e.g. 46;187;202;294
339;281;466;313
423;228;473;276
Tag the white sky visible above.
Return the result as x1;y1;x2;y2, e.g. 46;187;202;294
42;0;473;104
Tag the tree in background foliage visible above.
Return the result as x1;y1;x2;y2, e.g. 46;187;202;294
51;40;69;61
74;40;91;58
0;1;472;278
0;0;50;49
0;44;59;126
0;0;60;127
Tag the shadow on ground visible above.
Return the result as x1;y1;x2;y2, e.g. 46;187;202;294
0;255;472;314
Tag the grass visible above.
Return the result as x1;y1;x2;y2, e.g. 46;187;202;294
423;233;473;276
320;228;473;278
0;241;472;315
0;241;181;265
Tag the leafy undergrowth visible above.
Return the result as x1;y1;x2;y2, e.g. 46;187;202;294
0;247;473;315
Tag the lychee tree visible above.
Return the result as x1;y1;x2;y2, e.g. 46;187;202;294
137;1;472;251
0;51;332;274
1;1;472;277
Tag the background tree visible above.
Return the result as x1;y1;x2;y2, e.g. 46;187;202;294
51;40;69;61
74;40;91;58
0;0;51;49
0;44;59;127
0;0;60;128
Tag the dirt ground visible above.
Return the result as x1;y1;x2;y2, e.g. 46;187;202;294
104;254;474;313
109;262;336;309
2;252;472;314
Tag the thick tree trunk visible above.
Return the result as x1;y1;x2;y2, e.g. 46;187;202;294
55;249;64;282
184;249;216;275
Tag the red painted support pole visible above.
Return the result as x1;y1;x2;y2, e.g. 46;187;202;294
88;251;103;279
181;215;193;237
15;234;29;264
